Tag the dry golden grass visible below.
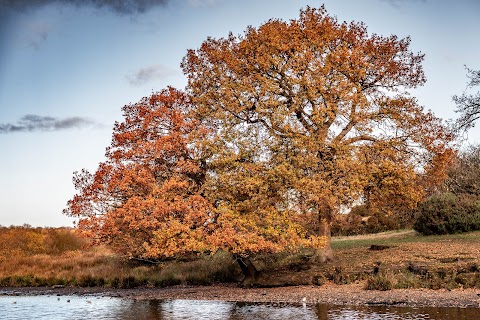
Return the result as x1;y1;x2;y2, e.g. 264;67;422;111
0;249;239;287
0;226;239;287
0;227;479;289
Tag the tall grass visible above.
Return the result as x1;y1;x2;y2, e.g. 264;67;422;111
0;226;240;288
1;226;479;289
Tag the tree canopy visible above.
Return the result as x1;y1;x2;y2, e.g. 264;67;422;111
445;145;480;197
182;6;454;260
66;6;455;266
64;87;312;264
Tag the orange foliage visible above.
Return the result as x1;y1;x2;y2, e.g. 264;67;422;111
65;88;213;259
0;226;85;256
65;88;312;260
66;6;455;261
182;6;456;253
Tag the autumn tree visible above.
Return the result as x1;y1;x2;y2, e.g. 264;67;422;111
355;143;423;214
454;67;480;132
64;87;312;278
182;6;454;262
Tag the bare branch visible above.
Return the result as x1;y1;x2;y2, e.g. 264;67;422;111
344;135;377;145
454;67;480;132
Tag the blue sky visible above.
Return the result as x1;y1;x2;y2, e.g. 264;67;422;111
1;0;479;227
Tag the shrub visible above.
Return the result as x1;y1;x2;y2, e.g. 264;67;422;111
414;192;480;235
365;274;393;291
44;229;86;254
77;275;99;287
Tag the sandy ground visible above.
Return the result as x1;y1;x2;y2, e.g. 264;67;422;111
2;283;480;308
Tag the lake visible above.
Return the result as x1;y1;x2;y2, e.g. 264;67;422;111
0;296;479;319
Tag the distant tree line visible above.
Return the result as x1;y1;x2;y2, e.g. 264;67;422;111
0;225;85;256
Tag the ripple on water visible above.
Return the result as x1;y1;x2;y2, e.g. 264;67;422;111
0;296;478;320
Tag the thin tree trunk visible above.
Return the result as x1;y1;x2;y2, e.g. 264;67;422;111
234;255;258;285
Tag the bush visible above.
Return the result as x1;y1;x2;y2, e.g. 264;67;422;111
44;229;86;254
414;192;480;235
365;274;393;291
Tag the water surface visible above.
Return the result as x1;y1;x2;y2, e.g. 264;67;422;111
1;296;478;319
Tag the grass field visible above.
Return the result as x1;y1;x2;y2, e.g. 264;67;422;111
250;229;480;289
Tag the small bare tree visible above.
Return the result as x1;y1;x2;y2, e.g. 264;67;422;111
454;67;480;132
445;145;480;196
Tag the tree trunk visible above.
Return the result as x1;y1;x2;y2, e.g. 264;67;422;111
234;255;258;286
310;217;333;263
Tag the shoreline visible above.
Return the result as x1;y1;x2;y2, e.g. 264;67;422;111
2;283;480;308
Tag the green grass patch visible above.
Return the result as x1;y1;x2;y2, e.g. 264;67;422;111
332;230;480;249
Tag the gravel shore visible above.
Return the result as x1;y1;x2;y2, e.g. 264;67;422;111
2;283;480;308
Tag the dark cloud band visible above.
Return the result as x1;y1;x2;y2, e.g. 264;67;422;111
0;114;97;133
0;0;169;15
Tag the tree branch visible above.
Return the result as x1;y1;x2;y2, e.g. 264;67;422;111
333;120;356;143
344;135;377;145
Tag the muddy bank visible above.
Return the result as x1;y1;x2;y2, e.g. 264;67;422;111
2;283;480;308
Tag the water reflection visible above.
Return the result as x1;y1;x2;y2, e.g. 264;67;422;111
0;295;478;320
316;304;429;320
114;300;164;320
314;304;480;320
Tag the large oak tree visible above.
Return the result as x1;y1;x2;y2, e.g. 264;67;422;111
182;6;454;261
66;7;454;272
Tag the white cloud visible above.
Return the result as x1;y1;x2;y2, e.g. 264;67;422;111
0;0;170;15
380;0;427;8
126;64;177;86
